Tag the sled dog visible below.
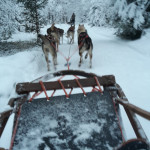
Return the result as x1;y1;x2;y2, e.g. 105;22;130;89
47;23;64;49
66;25;75;44
77;24;93;68
57;28;64;44
38;34;57;71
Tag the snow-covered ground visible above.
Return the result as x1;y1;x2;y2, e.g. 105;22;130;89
0;24;150;148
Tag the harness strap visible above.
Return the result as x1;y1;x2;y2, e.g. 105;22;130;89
29;91;43;103
45;35;57;51
50;41;57;51
58;80;69;98
45;35;55;42
94;76;103;94
78;33;89;46
75;79;87;96
9;106;22;150
51;89;56;97
39;81;49;101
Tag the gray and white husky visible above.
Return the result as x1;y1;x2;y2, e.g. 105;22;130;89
47;23;64;50
66;25;75;44
77;24;93;68
38;34;57;71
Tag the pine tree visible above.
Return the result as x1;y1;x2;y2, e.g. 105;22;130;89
86;0;115;27
0;0;21;40
17;0;48;37
114;0;148;40
126;0;136;4
144;1;150;28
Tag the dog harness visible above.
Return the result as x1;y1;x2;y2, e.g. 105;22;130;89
69;26;75;32
47;27;57;35
45;35;56;50
78;32;89;50
78;32;88;42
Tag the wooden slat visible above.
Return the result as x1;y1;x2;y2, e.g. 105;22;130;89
8;95;28;107
116;84;149;142
16;75;115;94
116;98;150;120
0;109;13;137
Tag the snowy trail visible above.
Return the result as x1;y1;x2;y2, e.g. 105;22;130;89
0;24;150;144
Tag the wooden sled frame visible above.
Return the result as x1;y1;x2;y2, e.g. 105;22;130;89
0;70;150;149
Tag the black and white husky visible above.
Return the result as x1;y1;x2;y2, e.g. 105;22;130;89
77;24;93;68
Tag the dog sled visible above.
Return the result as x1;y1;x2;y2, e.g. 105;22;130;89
0;70;150;150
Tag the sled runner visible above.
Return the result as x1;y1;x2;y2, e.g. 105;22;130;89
0;70;150;150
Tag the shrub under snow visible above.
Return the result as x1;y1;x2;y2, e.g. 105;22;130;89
114;0;148;40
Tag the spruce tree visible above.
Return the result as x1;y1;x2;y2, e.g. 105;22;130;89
0;0;21;40
17;0;48;37
114;0;148;40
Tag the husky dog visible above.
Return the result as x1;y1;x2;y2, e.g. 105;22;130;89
38;34;57;71
47;24;59;50
47;23;64;49
57;28;64;44
77;24;93;68
66;25;75;44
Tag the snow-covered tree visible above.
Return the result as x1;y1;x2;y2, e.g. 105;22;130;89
43;0;76;24
17;0;48;35
144;1;150;28
114;0;149;39
79;0;116;26
1;0;149;41
87;0;114;26
0;0;22;40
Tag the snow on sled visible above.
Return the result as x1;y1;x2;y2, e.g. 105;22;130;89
0;70;150;150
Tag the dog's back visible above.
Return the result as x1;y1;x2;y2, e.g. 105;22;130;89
78;32;93;51
47;24;60;46
57;28;64;36
77;25;93;68
47;24;64;36
38;34;57;71
67;25;75;36
47;24;64;44
38;34;56;54
47;26;58;36
66;25;75;44
69;25;75;32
